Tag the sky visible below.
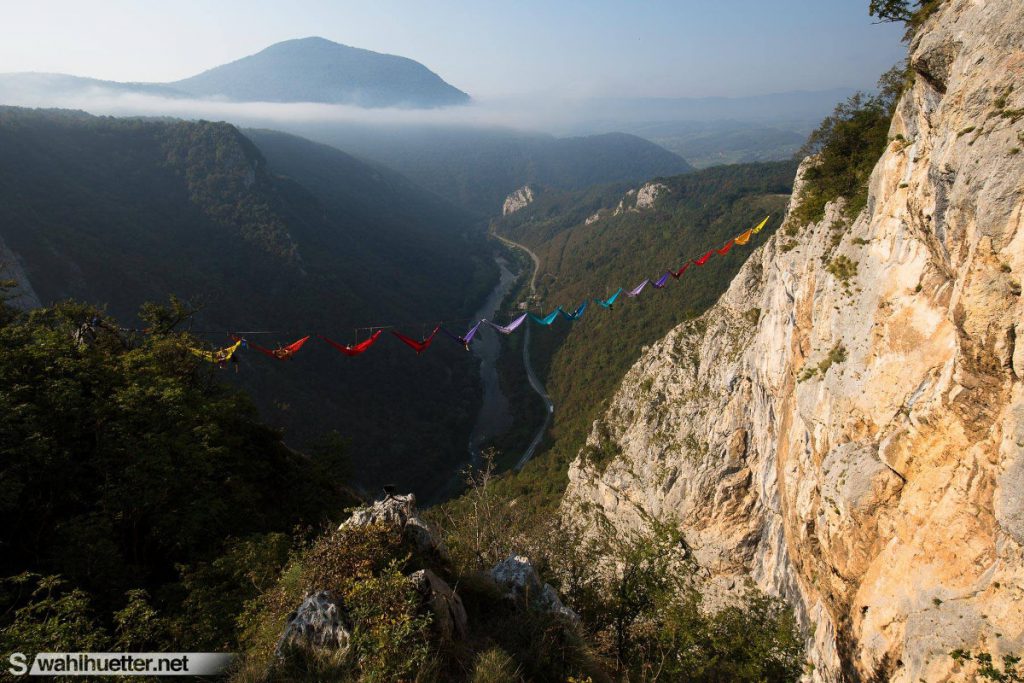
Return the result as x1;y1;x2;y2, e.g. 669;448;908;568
0;0;906;100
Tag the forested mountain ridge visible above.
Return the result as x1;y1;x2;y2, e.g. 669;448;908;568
289;122;695;216
0;106;494;497
489;161;796;505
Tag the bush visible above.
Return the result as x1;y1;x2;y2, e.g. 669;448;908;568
793;64;906;225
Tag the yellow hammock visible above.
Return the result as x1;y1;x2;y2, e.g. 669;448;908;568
190;340;242;364
750;215;770;234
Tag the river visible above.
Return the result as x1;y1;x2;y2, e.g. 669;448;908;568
466;256;518;465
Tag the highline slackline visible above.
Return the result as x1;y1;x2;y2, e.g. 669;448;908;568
191;216;770;366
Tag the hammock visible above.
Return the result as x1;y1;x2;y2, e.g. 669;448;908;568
693;250;714;266
751;216;770;234
190;340;242;365
626;279;650;298
241;335;310;360
595;288;623;309
671;263;691;278
716;239;735;256
529;307;563;326
443;321;483;349
560;301;587;321
734;228;754;246
392;326;441;354
487;313;528;335
651;272;670;289
319;330;382;357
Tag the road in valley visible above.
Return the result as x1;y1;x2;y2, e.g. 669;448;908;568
491;230;553;471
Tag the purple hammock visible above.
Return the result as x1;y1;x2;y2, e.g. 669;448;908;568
626;279;650;297
486;313;528;335
442;320;483;349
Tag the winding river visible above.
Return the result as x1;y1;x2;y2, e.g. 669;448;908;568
466;256;518;465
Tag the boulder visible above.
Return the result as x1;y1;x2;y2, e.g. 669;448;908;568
276;591;350;656
489;555;579;623
410;569;468;641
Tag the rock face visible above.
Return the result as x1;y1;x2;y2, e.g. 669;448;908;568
502;186;535;215
634;182;668;210
612;182;668;216
565;2;1024;681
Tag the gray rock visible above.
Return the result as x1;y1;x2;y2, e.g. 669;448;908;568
490;555;579;623
276;591;350;657
410;569;468;641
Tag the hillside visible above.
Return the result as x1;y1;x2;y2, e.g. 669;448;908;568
566;0;1024;679
0;106;493;498
293;122;695;215
488;161;796;504
170;37;470;108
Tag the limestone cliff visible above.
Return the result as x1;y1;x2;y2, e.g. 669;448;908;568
564;1;1024;681
502;185;535;215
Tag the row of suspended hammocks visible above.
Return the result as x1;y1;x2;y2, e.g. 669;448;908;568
192;216;770;364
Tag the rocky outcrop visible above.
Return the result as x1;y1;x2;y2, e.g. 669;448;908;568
502;185;535;215
612;182;668;216
341;493;448;560
635;182;668;210
565;1;1024;681
490;555;579;623
277;494;463;657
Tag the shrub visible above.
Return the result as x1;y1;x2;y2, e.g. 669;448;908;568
792;64;904;225
827;255;859;283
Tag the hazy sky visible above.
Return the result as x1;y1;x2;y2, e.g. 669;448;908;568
0;0;906;99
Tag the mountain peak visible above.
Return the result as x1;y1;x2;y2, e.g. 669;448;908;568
170;37;470;108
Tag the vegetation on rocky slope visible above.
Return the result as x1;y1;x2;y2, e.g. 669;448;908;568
488;161;795;511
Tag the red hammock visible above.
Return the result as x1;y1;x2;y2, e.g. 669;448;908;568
392;326;440;355
716;239;736;256
693;250;714;266
671;262;692;278
235;335;310;360
319;330;382;357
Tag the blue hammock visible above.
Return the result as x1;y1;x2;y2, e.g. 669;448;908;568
529;307;562;326
595;288;623;309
